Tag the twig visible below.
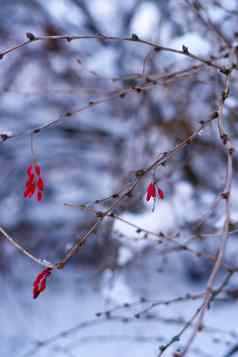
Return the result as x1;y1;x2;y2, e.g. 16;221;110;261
180;74;234;356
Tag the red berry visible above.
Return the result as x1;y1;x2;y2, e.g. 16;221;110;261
24;183;35;198
37;191;43;202
27;165;33;177
25;174;34;187
35;164;41;176
33;267;52;299
146;182;157;202
158;188;164;199
37;177;44;191
24;163;46;201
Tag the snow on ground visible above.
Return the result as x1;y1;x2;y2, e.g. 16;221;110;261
1;251;237;357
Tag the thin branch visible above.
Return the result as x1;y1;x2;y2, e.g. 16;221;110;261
181;74;234;356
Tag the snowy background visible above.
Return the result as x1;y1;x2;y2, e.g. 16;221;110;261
1;1;238;356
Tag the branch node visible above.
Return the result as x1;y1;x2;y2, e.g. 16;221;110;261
0;134;9;141
182;45;189;54
221;191;229;199
211;111;219;119
96;211;105;219
65;112;72;117
33;128;40;134
135;169;145;177
26;32;36;41
135;87;142;93
221;133;228;145
221;67;232;76
131;33;139;41
112;193;119;198
154;46;161;52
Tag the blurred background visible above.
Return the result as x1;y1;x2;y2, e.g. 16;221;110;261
1;0;238;356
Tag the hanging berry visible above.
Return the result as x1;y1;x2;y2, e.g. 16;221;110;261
146;181;164;210
146;182;157;202
33;267;52;299
24;164;45;202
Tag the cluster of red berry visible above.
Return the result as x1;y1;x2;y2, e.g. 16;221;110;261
24;164;44;202
33;267;53;299
146;181;164;211
146;181;164;202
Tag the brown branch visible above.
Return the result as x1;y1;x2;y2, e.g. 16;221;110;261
0;227;54;268
0;32;229;73
180;74;234;356
0;64;205;143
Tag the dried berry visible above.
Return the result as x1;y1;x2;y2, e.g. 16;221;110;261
146;181;165;211
24;164;45;202
33;267;52;299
